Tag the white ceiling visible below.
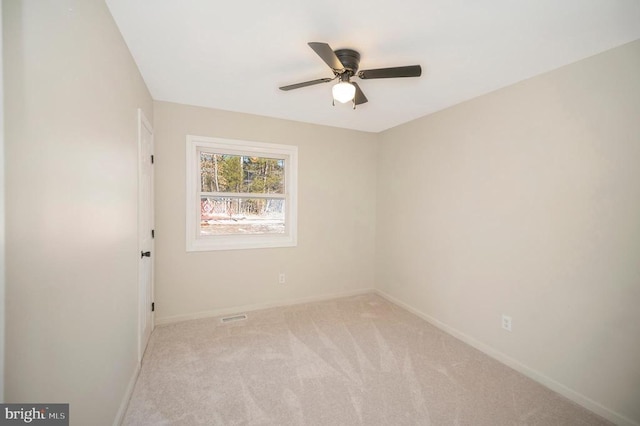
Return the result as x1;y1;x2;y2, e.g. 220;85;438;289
106;0;640;133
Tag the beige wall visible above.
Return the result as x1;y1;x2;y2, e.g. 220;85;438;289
4;0;152;424
376;40;640;424
153;101;377;323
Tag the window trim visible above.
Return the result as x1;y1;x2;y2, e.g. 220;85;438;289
186;135;298;251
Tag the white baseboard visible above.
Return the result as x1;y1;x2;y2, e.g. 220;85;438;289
113;361;141;426
375;289;639;426
154;287;375;326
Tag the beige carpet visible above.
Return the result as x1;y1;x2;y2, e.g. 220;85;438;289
123;293;611;425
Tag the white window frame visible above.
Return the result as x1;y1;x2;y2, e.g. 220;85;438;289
186;135;298;251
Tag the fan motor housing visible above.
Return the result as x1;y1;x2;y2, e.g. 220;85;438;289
334;49;361;75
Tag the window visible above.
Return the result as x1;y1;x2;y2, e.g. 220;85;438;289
186;135;297;251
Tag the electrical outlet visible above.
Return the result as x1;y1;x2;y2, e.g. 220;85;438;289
501;314;512;332
278;273;286;284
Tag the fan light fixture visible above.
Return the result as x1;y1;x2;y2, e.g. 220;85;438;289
332;81;356;103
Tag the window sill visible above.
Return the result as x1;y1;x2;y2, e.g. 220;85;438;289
186;234;297;252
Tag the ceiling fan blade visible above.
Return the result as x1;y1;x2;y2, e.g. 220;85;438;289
308;42;344;72
279;78;333;91
352;82;368;105
358;65;422;79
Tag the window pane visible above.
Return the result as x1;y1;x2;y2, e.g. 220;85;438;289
200;152;284;194
200;196;285;235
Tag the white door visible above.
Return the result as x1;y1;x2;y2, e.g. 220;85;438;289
138;109;154;361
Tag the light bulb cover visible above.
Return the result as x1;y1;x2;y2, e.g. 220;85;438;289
332;82;356;103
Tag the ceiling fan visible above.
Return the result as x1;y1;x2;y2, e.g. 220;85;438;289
279;42;422;108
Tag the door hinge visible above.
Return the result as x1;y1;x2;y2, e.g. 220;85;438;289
151;154;154;164
151;302;155;312
151;229;155;239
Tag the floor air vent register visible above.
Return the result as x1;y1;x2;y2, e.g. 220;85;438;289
220;314;248;323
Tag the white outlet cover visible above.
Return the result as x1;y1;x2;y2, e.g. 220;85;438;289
502;315;512;331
